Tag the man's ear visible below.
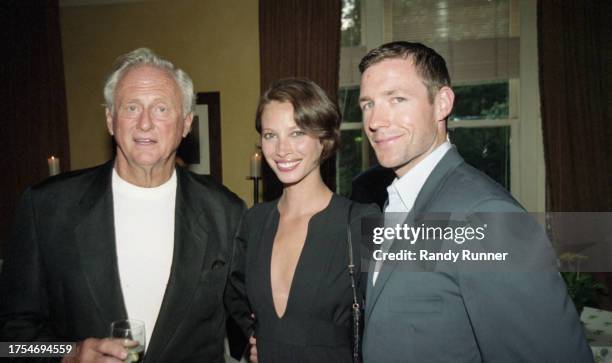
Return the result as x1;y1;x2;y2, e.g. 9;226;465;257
182;112;194;137
434;86;455;122
105;108;114;136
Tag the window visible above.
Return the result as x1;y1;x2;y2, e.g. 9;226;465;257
337;86;371;196
449;81;513;189
337;0;544;211
338;0;369;197
341;0;362;47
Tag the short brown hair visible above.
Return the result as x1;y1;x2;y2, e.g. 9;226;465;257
255;78;340;161
359;41;451;103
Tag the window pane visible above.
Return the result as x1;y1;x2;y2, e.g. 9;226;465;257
337;129;364;196
338;87;362;122
392;0;511;42
341;0;362;47
449;126;511;190
451;82;509;120
389;0;519;84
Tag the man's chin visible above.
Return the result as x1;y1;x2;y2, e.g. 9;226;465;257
128;153;167;167
375;157;413;177
375;155;402;170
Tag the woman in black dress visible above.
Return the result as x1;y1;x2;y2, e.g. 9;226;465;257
241;78;379;362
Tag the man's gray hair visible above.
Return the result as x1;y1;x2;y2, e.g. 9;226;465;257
104;47;195;118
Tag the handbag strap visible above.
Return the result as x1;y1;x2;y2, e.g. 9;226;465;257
346;202;361;363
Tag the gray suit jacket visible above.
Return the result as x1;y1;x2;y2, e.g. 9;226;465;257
363;147;592;362
0;161;251;362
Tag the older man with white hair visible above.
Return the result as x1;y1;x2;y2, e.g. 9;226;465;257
0;48;251;363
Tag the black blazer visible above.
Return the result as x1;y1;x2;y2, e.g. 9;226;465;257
0;161;251;362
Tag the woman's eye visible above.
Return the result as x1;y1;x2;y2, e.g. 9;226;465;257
262;133;275;140
392;97;406;103
360;102;373;111
291;130;305;137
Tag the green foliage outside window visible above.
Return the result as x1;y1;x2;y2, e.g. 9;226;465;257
341;0;361;47
337;129;363;197
451;82;509;120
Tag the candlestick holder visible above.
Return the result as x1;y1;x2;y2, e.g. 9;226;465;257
247;176;261;204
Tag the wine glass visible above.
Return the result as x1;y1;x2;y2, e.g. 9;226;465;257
110;319;145;363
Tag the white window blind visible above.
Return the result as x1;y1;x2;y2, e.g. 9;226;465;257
388;0;519;83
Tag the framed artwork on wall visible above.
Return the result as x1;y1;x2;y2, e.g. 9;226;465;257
177;92;222;183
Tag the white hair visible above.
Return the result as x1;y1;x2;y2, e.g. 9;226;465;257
103;47;195;118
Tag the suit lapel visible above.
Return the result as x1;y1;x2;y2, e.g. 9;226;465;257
366;211;415;318
365;251;376;322
75;162;128;330
366;197;389;318
411;147;464;215
145;169;209;360
366;147;465;318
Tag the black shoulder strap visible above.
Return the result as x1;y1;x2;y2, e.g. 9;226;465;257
346;202;361;363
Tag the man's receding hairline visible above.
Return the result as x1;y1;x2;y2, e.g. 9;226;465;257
363;53;416;72
114;64;184;98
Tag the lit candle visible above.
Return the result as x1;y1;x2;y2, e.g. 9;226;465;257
250;150;262;178
48;156;60;176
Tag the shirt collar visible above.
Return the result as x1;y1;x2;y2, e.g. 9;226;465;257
385;141;452;213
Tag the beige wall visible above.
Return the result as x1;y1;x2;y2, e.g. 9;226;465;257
60;0;260;204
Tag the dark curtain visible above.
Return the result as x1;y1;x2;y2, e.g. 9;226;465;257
538;0;612;212
538;0;612;306
0;0;70;257
258;0;342;201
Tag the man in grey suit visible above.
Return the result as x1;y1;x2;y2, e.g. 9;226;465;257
358;41;592;362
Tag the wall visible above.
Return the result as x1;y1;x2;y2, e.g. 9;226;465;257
60;0;260;204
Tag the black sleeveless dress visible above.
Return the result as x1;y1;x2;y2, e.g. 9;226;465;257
240;194;379;362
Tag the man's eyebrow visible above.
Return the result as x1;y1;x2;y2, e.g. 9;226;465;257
384;89;409;96
359;88;405;102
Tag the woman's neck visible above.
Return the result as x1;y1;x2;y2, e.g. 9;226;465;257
278;169;333;218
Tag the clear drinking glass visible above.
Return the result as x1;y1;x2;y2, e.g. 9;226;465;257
110;319;145;363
